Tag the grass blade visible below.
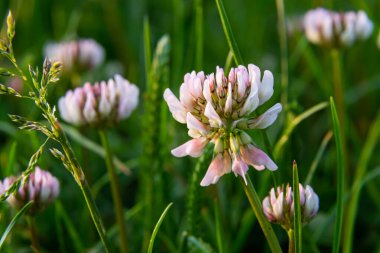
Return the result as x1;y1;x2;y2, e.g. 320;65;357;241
274;101;328;158
343;108;380;253
0;201;33;250
330;97;345;253
214;0;243;65
5;142;17;177
305;131;333;185
293;161;302;253
147;202;173;253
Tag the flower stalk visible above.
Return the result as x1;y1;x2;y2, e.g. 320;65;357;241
27;216;40;252
287;229;294;253
240;176;282;253
99;130;128;253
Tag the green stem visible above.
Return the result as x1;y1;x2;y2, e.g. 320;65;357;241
275;0;289;107
331;49;347;167
240;176;282;253
27;216;40;252
287;229;294;253
55;123;112;252
99;130;128;253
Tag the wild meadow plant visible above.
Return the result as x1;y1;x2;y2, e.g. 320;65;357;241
0;0;379;252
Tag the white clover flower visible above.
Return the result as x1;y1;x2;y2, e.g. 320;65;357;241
44;39;105;72
303;8;373;48
58;74;139;127
262;184;319;230
164;64;282;186
1;167;60;214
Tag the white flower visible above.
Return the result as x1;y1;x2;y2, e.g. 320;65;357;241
58;74;139;127
164;64;282;186
44;39;105;72
303;8;373;48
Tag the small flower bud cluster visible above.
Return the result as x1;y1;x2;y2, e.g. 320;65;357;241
164;64;282;186
262;184;319;230
58;74;139;127
44;39;105;73
0;167;59;214
303;8;373;48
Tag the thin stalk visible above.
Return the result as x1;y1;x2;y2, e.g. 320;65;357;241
55;123;112;252
331;49;347;170
27;216;40;252
292;161;302;253
343;109;380;253
275;0;289;106
99;130;128;253
287;229;294;253
240;176;282;253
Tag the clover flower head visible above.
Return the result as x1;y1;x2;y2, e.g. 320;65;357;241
44;38;105;72
164;64;282;186
262;184;319;230
303;8;373;48
0;167;60;214
58;74;139;127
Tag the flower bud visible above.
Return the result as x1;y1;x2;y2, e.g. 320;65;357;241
262;184;319;230
58;74;139;127
1;167;59;214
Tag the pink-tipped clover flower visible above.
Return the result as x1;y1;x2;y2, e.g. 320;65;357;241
58;74;139;127
164;64;282;186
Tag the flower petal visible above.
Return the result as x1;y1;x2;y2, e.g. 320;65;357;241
186;112;209;138
247;103;282;129
163;88;187;124
204;102;223;128
240;80;259;116
171;137;209;158
232;156;249;185
241;144;278;171
200;152;231;186
258;70;274;105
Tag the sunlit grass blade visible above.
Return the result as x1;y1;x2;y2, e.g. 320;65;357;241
305;131;333;185
214;0;243;65
0;201;33;250
214;199;224;253
194;0;203;70
274;101;328;158
240;176;282;253
330;97;345;253
292;161;302;253
147;202;173;253
343;108;380;253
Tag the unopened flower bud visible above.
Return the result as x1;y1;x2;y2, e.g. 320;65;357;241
1;167;59;214
262;184;319;230
58;74;139;127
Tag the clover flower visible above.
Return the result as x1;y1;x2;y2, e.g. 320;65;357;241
44;39;105;72
58;74;139;127
164;64;282;186
0;167;60;214
262;184;319;230
303;8;373;48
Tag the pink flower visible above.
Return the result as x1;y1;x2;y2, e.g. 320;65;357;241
58;74;139;127
1;167;60;214
303;8;373;48
164;64;282;186
44;38;105;73
262;184;319;230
